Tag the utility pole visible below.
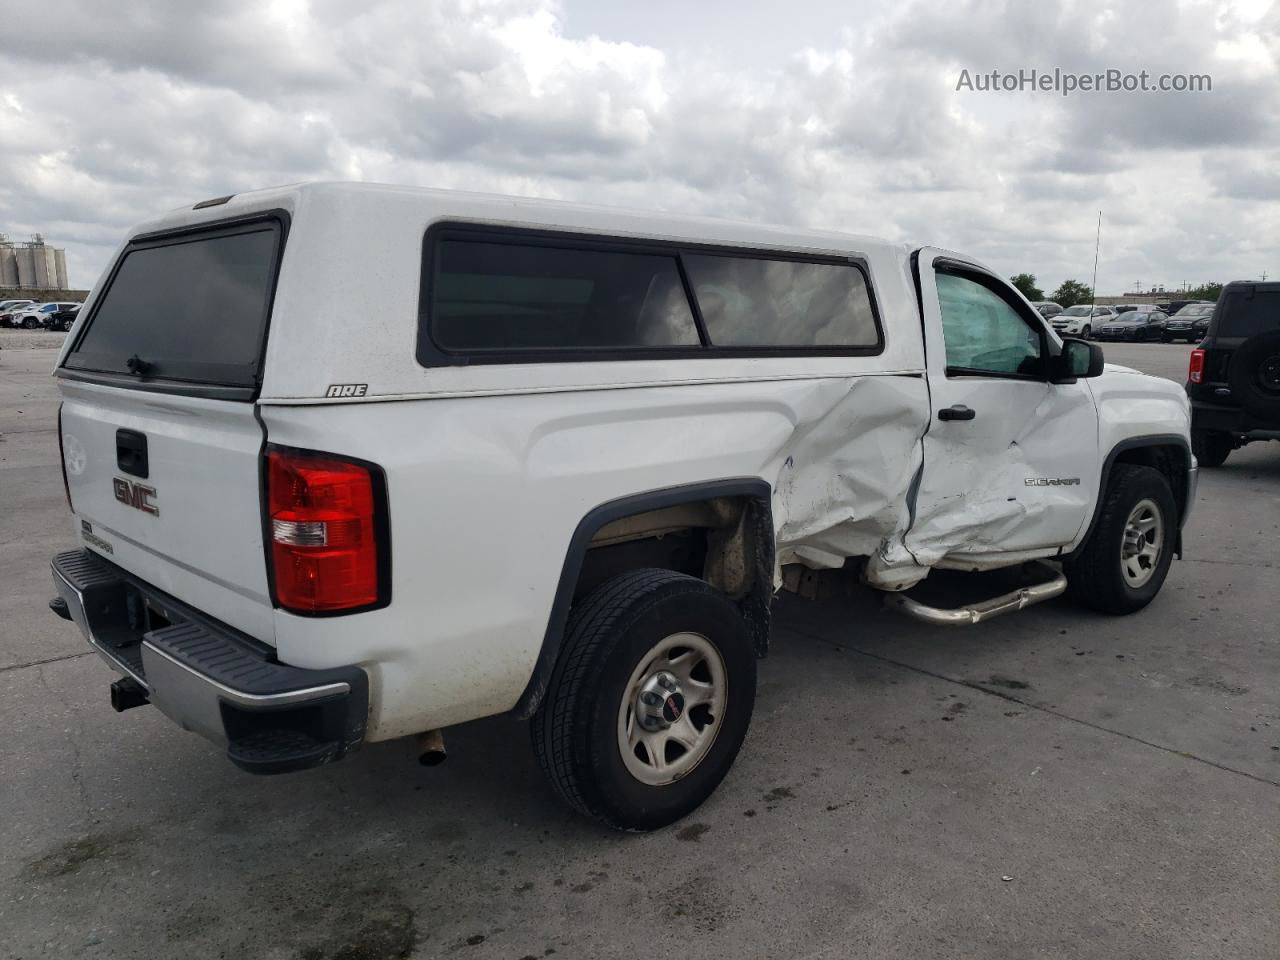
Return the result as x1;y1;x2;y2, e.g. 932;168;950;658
1090;211;1101;308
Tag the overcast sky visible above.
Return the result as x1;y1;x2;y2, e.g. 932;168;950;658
1;0;1276;296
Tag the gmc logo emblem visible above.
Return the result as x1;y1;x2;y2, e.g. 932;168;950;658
113;477;159;516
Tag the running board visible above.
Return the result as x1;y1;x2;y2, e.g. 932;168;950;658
885;563;1068;626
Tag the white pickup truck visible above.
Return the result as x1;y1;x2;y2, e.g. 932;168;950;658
48;183;1195;830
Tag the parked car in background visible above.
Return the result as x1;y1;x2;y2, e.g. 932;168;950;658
1168;299;1212;316
44;304;80;332
1033;301;1063;319
1053;304;1115;338
0;299;36;327
10;301;81;330
1187;281;1280;467
1163;303;1215;343
1094;309;1169;342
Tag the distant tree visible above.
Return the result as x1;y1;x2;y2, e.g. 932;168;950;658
1010;273;1044;301
1186;282;1224;302
1051;280;1093;308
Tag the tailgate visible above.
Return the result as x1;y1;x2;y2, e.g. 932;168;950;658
56;213;286;643
60;385;273;641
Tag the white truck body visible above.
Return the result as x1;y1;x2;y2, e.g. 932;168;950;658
49;183;1194;825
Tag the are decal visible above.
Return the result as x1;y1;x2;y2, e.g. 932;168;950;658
325;383;369;398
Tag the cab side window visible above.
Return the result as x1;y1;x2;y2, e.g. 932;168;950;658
936;272;1043;378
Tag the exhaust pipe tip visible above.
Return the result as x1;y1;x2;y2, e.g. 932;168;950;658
416;728;447;767
110;677;150;712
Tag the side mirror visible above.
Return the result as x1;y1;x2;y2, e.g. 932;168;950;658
1052;338;1105;382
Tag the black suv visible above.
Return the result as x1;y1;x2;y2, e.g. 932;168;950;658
1187;281;1280;467
44;304;80;332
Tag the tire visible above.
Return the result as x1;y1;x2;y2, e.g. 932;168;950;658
1228;331;1280;421
1065;464;1177;615
1082;325;1091;340
22;317;38;329
1192;429;1232;468
531;568;756;831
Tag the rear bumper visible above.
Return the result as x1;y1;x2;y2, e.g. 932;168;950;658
1191;402;1280;439
50;549;368;774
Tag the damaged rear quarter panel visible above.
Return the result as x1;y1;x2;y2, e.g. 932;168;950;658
261;373;930;740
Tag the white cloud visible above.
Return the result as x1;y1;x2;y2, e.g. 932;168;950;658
0;0;1275;294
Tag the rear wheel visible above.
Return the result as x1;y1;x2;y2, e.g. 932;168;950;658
1192;429;1232;468
1065;464;1176;614
531;569;756;831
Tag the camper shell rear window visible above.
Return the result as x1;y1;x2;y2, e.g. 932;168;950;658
62;214;287;399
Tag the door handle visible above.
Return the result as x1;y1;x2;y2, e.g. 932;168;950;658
938;404;976;422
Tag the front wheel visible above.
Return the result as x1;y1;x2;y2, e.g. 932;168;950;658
1081;325;1091;339
1065;464;1176;615
531;568;756;831
22;317;38;329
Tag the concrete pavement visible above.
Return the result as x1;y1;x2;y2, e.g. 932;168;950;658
2;337;1276;959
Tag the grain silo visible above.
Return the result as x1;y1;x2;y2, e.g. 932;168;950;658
15;241;36;287
14;235;62;289
0;236;17;287
1;233;72;290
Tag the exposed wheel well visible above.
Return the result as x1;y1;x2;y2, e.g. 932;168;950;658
576;497;755;595
575;494;774;656
512;482;775;719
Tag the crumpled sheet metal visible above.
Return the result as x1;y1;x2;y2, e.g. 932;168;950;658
769;374;929;576
902;381;1094;566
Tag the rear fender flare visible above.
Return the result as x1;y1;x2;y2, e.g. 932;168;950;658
512;478;774;719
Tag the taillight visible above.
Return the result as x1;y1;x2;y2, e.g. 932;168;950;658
1188;348;1205;385
266;447;389;614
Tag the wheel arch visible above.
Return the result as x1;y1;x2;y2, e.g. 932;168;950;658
512;478;775;719
1064;434;1191;562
